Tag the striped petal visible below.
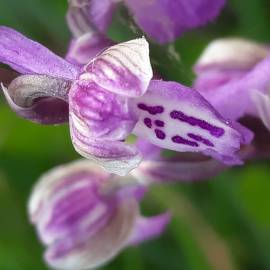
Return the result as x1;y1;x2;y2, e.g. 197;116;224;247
2;75;71;124
66;0;94;38
0;26;79;80
132;80;243;165
83;38;153;97
28;159;139;270
45;200;138;270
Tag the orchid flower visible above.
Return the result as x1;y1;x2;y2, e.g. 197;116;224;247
29;159;170;270
0;26;245;175
193;38;270;130
66;0;226;47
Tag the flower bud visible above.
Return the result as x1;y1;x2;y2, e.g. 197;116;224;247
29;160;169;270
194;38;269;91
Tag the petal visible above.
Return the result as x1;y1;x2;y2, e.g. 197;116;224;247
251;90;270;130
70;113;142;176
2;75;71;124
83;38;153;97
69;80;136;141
89;0;117;32
128;213;170;245
28;160;115;246
0;26;79;79
193;38;270;95
132;155;228;184
132;80;243;165
194;38;269;71
45;199;138;270
66;1;94;38
136;138;162;160
66;33;114;66
199;54;270;121
124;0;226;44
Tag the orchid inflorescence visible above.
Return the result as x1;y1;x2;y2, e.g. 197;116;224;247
1;0;270;269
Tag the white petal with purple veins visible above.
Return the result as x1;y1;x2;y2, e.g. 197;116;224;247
83;38;153;97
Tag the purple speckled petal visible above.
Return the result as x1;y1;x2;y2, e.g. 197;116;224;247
0;26;79;80
124;0;226;44
132;80;243;165
1;75;70;124
83;38;153;97
66;33;114;66
128;213;170;245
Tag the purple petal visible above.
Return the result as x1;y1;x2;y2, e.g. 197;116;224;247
1;75;70;124
66;1;94;38
69;116;141;176
132;80;243;165
83;38;153;97
69;80;136;141
66;33;114;66
193;38;270;122
133;154;229;183
89;0;118;32
136;138;162;160
0;26;79;79
124;0;226;43
199;54;270;121
45;199;138;270
128;213;170;245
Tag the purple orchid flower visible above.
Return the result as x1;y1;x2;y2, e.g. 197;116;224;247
193;38;270;129
29;159;170;270
66;0;226;45
0;26;245;175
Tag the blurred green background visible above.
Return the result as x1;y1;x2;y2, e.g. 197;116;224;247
1;0;270;269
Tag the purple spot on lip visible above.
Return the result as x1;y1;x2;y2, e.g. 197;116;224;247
138;103;164;115
144;118;152;128
188;133;214;147
155;120;165;127
155;129;166;140
172;135;198;147
170;110;224;138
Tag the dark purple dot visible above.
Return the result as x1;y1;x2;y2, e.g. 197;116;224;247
144;118;152;128
171;135;198;147
170;110;224;138
137;103;164;115
138;103;147;110
187;133;214;147
155;120;165;127
155;129;166;140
